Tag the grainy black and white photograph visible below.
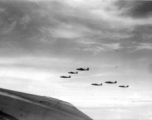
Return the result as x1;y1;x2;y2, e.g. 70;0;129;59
0;0;152;120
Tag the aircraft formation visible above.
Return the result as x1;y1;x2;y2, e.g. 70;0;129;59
60;67;128;88
60;67;89;78
92;80;129;88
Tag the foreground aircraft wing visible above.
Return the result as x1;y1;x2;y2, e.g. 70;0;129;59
0;88;92;120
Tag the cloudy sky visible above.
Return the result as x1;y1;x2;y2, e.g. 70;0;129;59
1;0;152;119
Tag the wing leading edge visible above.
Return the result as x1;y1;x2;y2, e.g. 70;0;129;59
0;88;92;120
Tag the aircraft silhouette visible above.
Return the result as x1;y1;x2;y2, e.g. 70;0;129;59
60;75;71;78
105;81;117;84
91;83;102;86
0;88;93;120
68;71;78;74
119;85;129;88
76;67;89;71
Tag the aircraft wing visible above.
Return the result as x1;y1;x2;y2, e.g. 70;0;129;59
0;88;92;120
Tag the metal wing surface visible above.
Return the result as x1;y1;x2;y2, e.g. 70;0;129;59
0;88;92;120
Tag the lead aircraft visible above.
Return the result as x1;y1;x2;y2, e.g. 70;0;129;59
0;88;92;120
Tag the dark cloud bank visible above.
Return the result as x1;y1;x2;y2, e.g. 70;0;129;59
130;1;152;18
116;0;152;19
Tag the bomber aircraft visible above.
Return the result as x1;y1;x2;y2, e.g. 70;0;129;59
0;88;92;120
60;75;71;78
105;81;117;84
68;71;78;74
91;83;102;86
76;67;89;71
119;85;129;88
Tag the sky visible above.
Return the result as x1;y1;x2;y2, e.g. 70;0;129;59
0;0;152;119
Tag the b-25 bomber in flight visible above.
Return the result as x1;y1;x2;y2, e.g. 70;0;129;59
91;83;102;86
68;71;78;74
76;67;89;71
105;81;117;84
60;75;71;78
119;85;129;88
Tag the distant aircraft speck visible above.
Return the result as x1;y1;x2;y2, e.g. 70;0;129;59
119;85;129;88
105;81;117;84
91;83;102;86
76;67;89;71
60;76;71;78
68;71;78;74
